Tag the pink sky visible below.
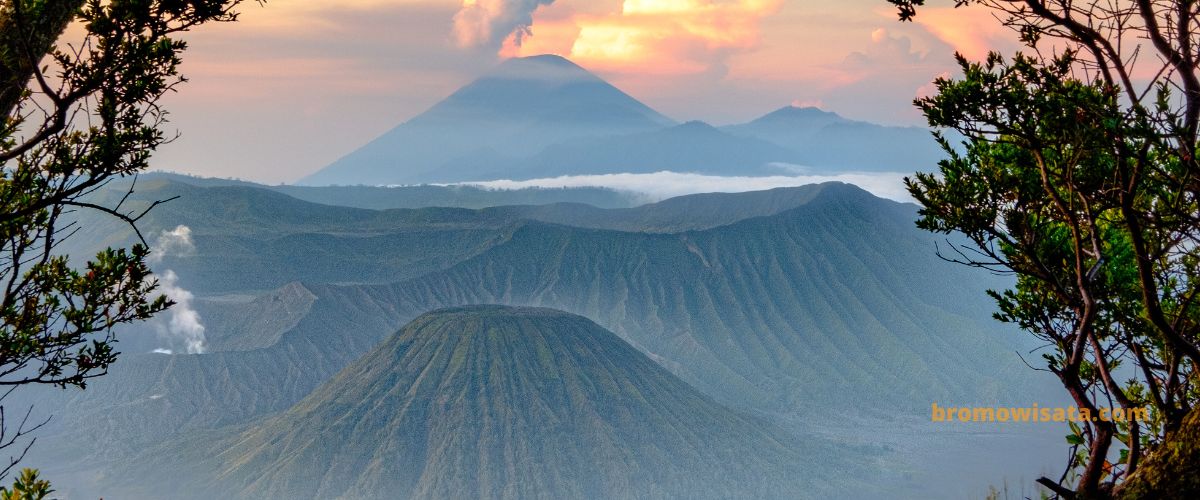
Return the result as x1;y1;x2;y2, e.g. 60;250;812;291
151;0;1018;183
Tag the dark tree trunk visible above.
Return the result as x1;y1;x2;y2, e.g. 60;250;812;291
0;1;85;117
1116;407;1200;498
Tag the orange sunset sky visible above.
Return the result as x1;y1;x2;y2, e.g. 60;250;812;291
152;0;1020;182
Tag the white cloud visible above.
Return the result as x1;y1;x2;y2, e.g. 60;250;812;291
454;0;557;49
448;170;914;203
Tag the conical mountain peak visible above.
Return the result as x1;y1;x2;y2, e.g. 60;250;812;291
300;56;674;186
752;105;846;126
491;54;590;75
410;304;585;321
121;305;837;499
479;54;603;86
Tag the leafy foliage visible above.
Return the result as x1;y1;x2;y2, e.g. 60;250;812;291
0;467;48;498
0;0;243;478
890;1;1200;497
0;469;49;500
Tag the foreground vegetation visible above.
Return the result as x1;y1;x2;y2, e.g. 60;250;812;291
890;0;1200;496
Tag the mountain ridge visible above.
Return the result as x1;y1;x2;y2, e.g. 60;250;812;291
21;181;1060;498
298;55;947;186
101;306;844;499
721;105;949;172
69;181;870;293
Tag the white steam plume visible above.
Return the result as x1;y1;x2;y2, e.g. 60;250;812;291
454;0;556;49
155;270;207;354
148;225;195;265
148;225;207;354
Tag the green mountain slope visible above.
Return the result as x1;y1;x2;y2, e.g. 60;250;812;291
486;184;831;233
21;183;1057;498
143;172;645;210
68;180;843;293
373;184;1031;414
96;177;835;239
37;184;1028;439
103;306;842;499
29;185;873;464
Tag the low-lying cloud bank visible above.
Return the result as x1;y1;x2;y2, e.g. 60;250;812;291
450;170;914;203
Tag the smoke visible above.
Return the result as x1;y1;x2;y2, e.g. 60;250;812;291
148;225;195;265
154;270;207;355
147;225;207;355
501;0;783;75
453;0;556;49
791;99;825;109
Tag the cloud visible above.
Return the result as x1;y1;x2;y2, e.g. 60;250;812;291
497;0;782;76
812;26;959;126
916;70;952;100
154;270;208;355
148;225;195;265
450;170;914;203
911;6;1020;61
152;0;503;184
454;0;558;49
842;28;929;73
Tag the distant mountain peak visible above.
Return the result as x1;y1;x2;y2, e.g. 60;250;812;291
299;54;674;186
755;105;845;124
488;53;597;82
419;304;574;322
502;53;578;67
671;120;721;133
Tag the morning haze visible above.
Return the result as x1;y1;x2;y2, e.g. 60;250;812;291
153;0;1017;184
7;0;1187;499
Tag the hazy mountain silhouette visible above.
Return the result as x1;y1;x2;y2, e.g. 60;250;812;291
300;55;674;186
299;56;948;186
103;306;844;499
722;105;948;172
492;120;803;179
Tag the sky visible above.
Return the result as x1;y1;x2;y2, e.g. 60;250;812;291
151;0;1020;183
